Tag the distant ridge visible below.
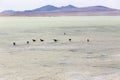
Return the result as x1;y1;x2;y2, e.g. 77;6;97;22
24;5;78;12
76;6;116;11
0;5;120;16
31;5;58;12
60;5;77;9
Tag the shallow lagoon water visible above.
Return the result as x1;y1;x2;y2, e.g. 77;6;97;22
0;16;120;80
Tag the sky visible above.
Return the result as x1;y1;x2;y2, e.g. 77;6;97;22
0;0;120;12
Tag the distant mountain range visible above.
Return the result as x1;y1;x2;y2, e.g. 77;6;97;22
0;5;120;16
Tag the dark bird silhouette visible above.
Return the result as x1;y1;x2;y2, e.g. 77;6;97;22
40;39;44;42
87;39;90;42
27;41;29;44
32;39;36;42
13;42;16;46
53;39;58;42
69;39;71;42
64;33;66;35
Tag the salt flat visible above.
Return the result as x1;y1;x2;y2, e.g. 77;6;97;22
0;16;120;80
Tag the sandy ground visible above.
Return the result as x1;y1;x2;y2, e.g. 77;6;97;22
0;39;120;80
0;16;120;80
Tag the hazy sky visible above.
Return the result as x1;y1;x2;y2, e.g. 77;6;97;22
0;0;120;11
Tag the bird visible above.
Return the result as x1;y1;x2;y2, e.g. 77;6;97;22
69;39;71;42
13;42;16;46
27;41;29;44
64;33;66;35
32;39;36;42
53;39;58;42
40;39;44;42
87;39;90;42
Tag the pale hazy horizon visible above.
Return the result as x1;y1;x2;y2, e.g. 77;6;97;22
0;0;120;12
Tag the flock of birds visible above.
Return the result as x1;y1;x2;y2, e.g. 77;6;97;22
12;33;90;46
